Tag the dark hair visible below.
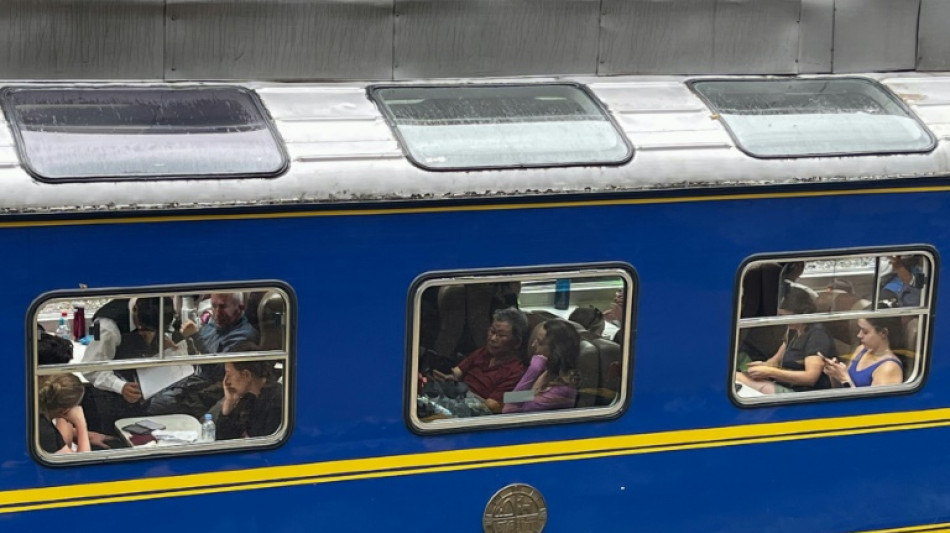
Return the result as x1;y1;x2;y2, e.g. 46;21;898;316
863;316;905;350
781;261;806;281
539;319;581;376
779;287;816;315
568;306;605;333
37;373;84;418
135;297;175;332
492;307;529;348
230;360;275;380
37;333;72;365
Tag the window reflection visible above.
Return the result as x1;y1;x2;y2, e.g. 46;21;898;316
412;270;633;431
735;251;932;403
32;287;290;462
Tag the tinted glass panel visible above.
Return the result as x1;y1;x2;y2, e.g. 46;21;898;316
32;287;291;464
691;79;935;157
411;268;635;433
734;250;933;405
3;87;287;180
371;84;632;169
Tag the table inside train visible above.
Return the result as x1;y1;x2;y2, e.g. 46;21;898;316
115;414;202;447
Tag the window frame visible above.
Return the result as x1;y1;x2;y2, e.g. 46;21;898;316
405;263;637;435
2;85;290;183
730;246;937;407
28;281;296;466
688;77;938;159
367;82;634;172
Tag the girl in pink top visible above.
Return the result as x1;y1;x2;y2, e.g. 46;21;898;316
503;319;580;413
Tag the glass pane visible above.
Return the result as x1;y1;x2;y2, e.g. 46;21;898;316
691;78;935;157
877;254;931;309
4;87;287;180
33;287;290;461
735;250;933;405
371;84;632;169
737;315;919;397
801;257;876;312
413;271;631;431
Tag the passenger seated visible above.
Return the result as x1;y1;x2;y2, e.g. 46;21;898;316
880;255;926;308
503;319;580;414
432;307;528;413
148;292;259;418
736;288;835;394
823;317;903;387
37;374;90;454
568;306;606;338
210;358;282;440
81;297;182;433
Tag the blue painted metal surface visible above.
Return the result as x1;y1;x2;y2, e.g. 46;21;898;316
0;188;947;531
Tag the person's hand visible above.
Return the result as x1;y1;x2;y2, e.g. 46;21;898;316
822;358;849;382
162;334;178;350
432;369;454;382
180;319;199;338
121;382;143;403
221;377;242;416
87;431;117;449
745;361;774;380
603;291;625;322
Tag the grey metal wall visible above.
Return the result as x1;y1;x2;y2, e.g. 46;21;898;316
166;0;393;80
0;0;164;79
832;0;919;73
599;0;802;75
919;0;950;71
0;0;942;80
393;0;600;78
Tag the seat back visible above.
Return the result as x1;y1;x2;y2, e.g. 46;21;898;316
258;291;286;351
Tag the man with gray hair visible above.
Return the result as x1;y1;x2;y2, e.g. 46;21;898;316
182;292;259;380
434;307;528;413
147;292;259;416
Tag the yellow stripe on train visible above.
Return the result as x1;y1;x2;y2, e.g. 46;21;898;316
1;408;950;514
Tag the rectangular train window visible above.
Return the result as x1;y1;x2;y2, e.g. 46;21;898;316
2;86;288;181
409;266;635;433
733;250;934;405
689;78;936;158
30;286;293;464
369;83;633;170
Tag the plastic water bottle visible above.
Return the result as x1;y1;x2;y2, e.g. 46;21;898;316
55;310;72;341
200;413;216;442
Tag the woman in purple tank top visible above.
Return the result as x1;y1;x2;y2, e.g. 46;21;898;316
823;317;904;388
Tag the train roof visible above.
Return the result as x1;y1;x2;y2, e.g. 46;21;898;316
1;1;950;213
0;73;948;214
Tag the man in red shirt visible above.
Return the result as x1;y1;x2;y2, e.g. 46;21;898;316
434;307;528;412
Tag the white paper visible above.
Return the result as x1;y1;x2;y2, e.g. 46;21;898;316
152;430;198;444
137;364;194;399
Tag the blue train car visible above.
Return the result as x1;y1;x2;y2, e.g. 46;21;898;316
2;1;950;532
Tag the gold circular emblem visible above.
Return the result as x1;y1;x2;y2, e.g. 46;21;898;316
482;483;548;533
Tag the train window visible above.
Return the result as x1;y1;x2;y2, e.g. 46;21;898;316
369;84;633;170
733;250;934;405
2;87;287;181
30;286;293;464
690;78;936;158
409;266;635;433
